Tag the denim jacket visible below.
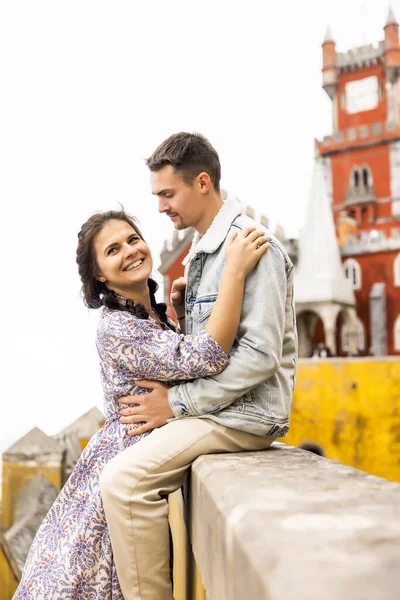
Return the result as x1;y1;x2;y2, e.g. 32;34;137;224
168;197;298;438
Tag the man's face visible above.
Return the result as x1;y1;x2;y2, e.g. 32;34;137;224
150;165;205;230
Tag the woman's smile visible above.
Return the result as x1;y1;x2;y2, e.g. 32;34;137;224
123;258;144;272
94;219;153;298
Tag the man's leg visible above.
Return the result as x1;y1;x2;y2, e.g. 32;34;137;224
100;418;273;600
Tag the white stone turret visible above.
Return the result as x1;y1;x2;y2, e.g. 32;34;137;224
295;160;355;306
295;160;356;356
386;7;398;26
323;26;334;43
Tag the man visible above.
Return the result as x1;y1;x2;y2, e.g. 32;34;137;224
99;132;297;600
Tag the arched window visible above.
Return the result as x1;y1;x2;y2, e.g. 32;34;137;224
350;165;372;194
378;81;384;101
343;258;362;290
351;167;361;190
341;316;365;353
361;165;372;190
395;253;400;287
394;315;400;351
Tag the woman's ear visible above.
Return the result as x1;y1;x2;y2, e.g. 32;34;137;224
96;274;106;283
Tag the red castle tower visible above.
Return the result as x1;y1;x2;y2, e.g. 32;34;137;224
316;8;400;356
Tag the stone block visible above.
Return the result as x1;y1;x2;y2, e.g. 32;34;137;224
190;445;400;600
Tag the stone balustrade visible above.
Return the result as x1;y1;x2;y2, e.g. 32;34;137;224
184;443;400;600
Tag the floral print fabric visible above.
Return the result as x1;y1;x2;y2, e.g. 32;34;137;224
13;307;228;599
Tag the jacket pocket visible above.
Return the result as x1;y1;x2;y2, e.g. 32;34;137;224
191;295;217;323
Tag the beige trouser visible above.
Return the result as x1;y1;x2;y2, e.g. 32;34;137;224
99;417;273;600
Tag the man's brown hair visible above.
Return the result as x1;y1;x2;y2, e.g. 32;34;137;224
146;132;221;192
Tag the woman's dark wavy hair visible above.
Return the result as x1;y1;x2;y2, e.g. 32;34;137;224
76;209;170;327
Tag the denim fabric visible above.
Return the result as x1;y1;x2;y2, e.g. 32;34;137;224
168;198;298;438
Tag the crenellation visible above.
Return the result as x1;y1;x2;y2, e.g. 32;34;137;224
0;407;105;586
372;122;383;136
3;428;63;464
245;205;255;219
318;120;400;152
340;227;400;255
336;41;384;70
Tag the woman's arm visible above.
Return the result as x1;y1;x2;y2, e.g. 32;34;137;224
205;227;268;353
172;228;268;348
102;227;268;381
102;311;228;381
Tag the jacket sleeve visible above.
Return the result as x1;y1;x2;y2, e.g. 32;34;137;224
104;312;228;381
168;242;291;417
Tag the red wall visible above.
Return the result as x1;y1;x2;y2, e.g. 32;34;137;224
162;246;189;319
345;250;400;355
337;64;386;130
331;144;391;216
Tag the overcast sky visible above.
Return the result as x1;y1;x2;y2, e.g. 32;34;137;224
0;0;397;453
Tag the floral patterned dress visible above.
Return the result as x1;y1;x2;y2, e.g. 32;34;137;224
13;305;228;599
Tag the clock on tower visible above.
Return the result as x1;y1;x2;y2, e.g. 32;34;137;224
345;76;379;114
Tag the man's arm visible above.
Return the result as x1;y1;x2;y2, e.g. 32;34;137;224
168;242;289;417
119;242;290;434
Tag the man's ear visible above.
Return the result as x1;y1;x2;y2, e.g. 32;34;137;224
197;172;212;194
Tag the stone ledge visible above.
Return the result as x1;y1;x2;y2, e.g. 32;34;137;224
189;443;400;600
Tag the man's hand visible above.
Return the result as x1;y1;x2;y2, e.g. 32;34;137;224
119;380;174;436
170;277;187;319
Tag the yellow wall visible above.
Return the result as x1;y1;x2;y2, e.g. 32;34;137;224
1;462;62;530
79;438;90;450
0;545;18;600
284;358;400;482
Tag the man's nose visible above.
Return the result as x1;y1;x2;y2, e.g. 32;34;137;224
158;197;170;214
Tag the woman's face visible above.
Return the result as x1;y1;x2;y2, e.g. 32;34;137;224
94;219;153;295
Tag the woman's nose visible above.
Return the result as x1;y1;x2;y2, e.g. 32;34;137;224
123;243;137;257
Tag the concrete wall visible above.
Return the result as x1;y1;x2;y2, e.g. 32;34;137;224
1;462;62;530
187;445;400;600
0;534;19;600
284;357;400;482
0;545;18;600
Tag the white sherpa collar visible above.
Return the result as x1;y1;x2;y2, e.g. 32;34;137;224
182;197;244;266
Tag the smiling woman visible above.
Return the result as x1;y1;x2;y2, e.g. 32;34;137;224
94;219;155;309
12;208;268;599
76;209;173;329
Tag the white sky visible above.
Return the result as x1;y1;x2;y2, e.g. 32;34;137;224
0;0;397;453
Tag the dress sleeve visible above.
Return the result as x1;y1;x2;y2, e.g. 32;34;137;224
102;311;228;381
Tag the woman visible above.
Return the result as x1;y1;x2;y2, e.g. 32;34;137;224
13;209;268;599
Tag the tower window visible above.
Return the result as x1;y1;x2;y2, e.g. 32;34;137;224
378;81;384;101
341;317;365;353
343;258;362;290
362;165;372;189
353;168;360;189
395;253;400;287
395;315;400;351
350;165;372;195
